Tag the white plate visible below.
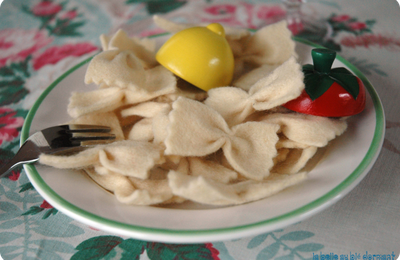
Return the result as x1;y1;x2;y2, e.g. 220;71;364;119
22;38;385;243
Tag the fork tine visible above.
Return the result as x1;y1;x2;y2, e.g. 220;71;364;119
71;132;116;142
40;125;116;149
66;124;112;133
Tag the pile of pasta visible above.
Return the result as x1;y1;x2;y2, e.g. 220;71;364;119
39;17;348;206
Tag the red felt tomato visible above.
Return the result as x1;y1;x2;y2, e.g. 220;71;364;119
283;48;366;117
283;77;366;117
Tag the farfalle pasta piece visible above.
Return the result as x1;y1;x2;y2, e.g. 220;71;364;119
69;111;125;141
123;102;172;142
69;64;177;118
100;34;110;51
68;87;125;118
121;102;171;118
164;97;280;180
272;146;318;175
152;110;171;145
176;157;238;184
39;140;165;180
106;29;158;68
232;63;279;91
168;170;307;206
205;57;304;126
238;20;296;67
85;49;176;92
259;113;348;147
85;168;178;205
128;118;153;141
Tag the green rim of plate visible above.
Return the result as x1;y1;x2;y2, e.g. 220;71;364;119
21;38;385;238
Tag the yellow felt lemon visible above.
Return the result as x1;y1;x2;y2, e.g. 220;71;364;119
156;23;234;91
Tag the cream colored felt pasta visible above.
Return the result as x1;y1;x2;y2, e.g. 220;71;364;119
107;29;158;68
205;57;304;126
123;65;178;101
97;140;165;179
86;168;175;205
273;148;290;165
40;140;165;180
100;34;110;51
128;118;154;141
176;157;238;184
233;63;279;91
260;113;348;147
272;146;318;175
159;82;209;102
69;111;125;141
72;70;176;119
39;147;101;169
165;97;280;180
152;111;171;145
168;170;307;205
276;137;310;149
68;87;125;118
121;102;171;118
85;50;145;89
239;21;296;66
85;50;176;93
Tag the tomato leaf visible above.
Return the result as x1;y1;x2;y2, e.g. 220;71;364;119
303;65;359;100
329;68;360;99
303;71;335;100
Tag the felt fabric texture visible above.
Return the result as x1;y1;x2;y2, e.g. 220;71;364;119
85;49;176;93
272;146;318;175
106;29;158;69
238;20;297;66
68;111;125;141
167;170;307;206
177;157;238;184
258;113;348;147
69;69;176;118
40;140;165;180
164;97;280;181
85;167;183;205
205;57;304;126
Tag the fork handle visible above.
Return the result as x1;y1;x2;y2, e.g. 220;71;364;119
0;141;40;178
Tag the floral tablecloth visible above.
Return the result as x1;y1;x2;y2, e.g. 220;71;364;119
0;0;399;259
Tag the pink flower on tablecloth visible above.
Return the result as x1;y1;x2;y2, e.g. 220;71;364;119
256;5;285;21
32;0;63;17
205;243;220;260
348;21;367;31
341;34;400;51
331;14;351;22
204;4;237;15
32;42;98;70
0;108;24;146
40;200;53;209
60;9;78;20
0;28;52;68
201;4;247;28
8;171;20;181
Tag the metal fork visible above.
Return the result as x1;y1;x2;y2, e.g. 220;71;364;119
0;124;116;177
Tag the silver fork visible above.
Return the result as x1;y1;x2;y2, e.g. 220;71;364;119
0;124;116;177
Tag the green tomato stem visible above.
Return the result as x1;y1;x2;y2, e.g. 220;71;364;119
311;48;336;74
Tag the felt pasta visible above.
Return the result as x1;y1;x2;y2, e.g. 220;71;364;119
205;57;304;126
164;97;280;181
37;19;350;207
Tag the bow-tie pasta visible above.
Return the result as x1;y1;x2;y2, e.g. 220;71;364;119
39;19;350;207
